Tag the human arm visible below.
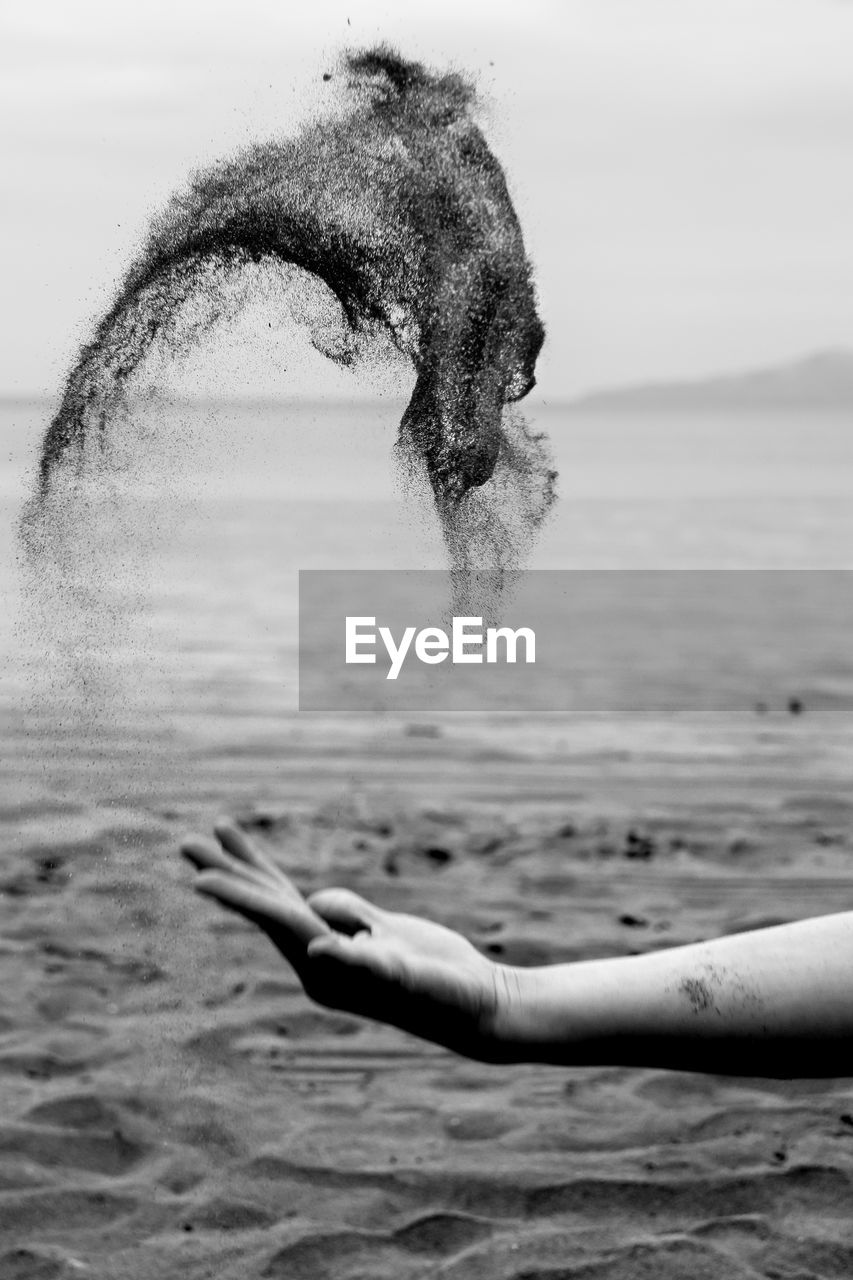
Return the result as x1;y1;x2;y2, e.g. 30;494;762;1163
498;913;853;1076
182;823;853;1077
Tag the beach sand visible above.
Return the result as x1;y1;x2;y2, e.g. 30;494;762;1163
5;399;853;1277
4;711;853;1280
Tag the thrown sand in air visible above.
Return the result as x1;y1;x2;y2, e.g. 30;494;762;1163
23;47;556;575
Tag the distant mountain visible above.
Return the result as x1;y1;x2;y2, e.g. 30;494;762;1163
569;349;853;411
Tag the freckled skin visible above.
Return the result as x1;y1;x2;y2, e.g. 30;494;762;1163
679;976;717;1015
33;47;549;517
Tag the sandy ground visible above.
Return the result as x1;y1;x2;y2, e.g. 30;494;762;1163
4;713;853;1280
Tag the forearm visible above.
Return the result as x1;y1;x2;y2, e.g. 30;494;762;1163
494;911;853;1076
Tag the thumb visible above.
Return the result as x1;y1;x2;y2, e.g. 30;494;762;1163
307;887;384;936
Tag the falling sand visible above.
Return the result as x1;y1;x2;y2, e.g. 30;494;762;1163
21;47;556;576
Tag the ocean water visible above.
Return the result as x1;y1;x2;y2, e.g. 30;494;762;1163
2;397;853;821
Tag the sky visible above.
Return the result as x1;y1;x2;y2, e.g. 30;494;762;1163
2;0;853;399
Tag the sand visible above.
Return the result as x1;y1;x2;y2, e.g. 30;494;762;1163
6;395;853;1276
3;711;853;1280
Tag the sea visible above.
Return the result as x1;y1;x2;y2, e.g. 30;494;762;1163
2;397;853;827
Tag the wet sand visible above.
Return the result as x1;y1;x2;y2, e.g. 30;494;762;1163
4;711;853;1280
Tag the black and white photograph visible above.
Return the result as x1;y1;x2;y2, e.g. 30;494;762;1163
4;2;853;1277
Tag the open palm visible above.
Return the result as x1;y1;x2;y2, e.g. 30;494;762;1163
181;822;508;1060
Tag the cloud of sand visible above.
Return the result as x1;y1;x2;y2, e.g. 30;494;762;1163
23;46;555;576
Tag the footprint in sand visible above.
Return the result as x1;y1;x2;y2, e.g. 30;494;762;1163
0;1248;65;1280
263;1212;495;1279
5;1093;150;1176
0;1188;136;1237
392;1210;495;1254
185;1196;278;1232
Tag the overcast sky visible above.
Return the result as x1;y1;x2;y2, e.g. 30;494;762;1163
2;0;853;399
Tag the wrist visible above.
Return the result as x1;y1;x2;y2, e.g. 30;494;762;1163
481;963;545;1063
484;959;625;1066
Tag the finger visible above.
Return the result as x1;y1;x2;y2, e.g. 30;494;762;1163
195;871;329;949
214;819;289;881
214;819;306;906
181;835;272;890
307;887;384;936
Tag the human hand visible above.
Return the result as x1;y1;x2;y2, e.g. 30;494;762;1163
181;821;517;1062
